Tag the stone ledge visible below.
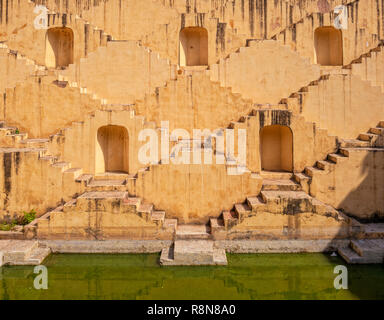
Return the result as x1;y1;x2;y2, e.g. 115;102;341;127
216;239;351;253
39;239;351;254
40;240;173;253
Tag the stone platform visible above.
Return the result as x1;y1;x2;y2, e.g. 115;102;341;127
0;240;51;266
338;239;384;264
160;240;227;266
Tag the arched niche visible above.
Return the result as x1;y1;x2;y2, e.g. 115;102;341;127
179;27;208;66
45;27;74;68
314;26;343;66
95;125;129;174
260;125;293;172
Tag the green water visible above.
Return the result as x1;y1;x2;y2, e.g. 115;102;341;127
0;253;383;300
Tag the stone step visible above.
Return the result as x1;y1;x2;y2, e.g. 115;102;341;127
316;160;334;170
75;174;94;184
262;179;301;191
176;224;211;240
222;211;238;229
62;199;77;212
19;138;50;148
150;211;166;227
293;172;311;183
7;133;28;142
338;247;366;264
163;218;178;232
339;139;370;148
74;191;128;212
304;166;324;177
369;127;384;135
160;240;227;266
260;190;314;214
87;179;127;191
16;247;51;265
327;153;348;164
234;203;252;221
358;133;377;141
350;239;384;261
63;167;83;180
246;196;266;212
51;161;71;172
137;203;154;221
209;218;225;233
93;172;132;181
1;240;39;264
311;198;340;218
362;223;384;239
260;171;293;180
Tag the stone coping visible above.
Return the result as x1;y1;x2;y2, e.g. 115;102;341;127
39;239;350;254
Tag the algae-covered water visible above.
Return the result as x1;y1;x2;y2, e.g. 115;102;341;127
0;253;383;300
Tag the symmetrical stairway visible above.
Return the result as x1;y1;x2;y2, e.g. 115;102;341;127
28;173;178;240
0;240;50;266
210;174;353;235
338;239;384;264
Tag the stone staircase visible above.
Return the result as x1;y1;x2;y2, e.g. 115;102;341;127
0;240;50;266
208;39;319;104
338;239;384;264
0;42;47;93
280;41;384;114
344;42;384;92
0;121;50;148
160;224;227;266
294;121;384;193
27;172;178;240
209;173;360;238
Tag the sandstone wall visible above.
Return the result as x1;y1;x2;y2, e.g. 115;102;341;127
209;40;321;104
59;40;175;105
133;163;262;224
294;73;384;139
0;46;43;94
273;0;383;66
245;110;337;173
0;0;109;66
30;0;381;66
135;71;254;132
2;0;381;70
0;149;81;221
308;148;384;220
0;77;101;138
55;109;157;176
349;45;384;90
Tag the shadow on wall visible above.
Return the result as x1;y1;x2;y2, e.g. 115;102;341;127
337;149;384;222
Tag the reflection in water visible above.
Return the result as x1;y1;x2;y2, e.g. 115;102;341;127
0;253;383;300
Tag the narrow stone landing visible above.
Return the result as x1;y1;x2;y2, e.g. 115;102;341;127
160;240;227;266
338;239;384;264
0;240;51;266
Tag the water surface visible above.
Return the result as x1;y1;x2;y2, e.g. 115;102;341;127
0;253;383;300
